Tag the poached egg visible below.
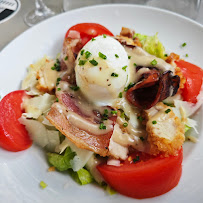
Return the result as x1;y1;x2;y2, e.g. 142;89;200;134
75;35;129;106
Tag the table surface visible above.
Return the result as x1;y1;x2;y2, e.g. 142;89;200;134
0;0;203;51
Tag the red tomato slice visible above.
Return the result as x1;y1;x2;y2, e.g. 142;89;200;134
97;148;183;199
65;23;114;46
0;90;32;152
175;60;203;103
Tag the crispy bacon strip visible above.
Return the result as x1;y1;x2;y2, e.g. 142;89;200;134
119;27;142;47
47;89;116;157
120;27;135;38
60;37;83;85
47;103;112;157
126;69;180;110
165;52;180;64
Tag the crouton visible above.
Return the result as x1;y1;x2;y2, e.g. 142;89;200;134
144;102;185;157
36;60;60;93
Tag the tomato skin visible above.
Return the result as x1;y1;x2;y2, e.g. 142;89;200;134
97;148;183;199
0;90;32;152
65;23;114;46
175;60;203;103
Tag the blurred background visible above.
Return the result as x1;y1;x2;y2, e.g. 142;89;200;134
0;0;202;50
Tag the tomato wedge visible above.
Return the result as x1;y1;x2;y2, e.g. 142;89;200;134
175;60;203;103
97;148;183;199
0;90;32;151
65;23;114;47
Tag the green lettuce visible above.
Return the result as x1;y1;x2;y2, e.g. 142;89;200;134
69;168;94;185
134;33;166;59
47;147;93;185
47;147;75;171
185;125;191;133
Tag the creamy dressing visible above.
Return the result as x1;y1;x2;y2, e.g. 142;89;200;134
148;108;176;140
125;46;175;84
75;36;129;106
58;81;114;119
67;111;113;135
38;60;61;91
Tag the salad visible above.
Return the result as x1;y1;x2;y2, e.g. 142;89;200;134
0;23;203;199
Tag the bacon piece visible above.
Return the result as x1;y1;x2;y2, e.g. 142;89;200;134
119;27;142;47
115;35;142;48
47;103;112;157
159;71;180;101
60;37;83;85
47;89;117;157
126;69;180;110
165;52;180;64
120;27;135;39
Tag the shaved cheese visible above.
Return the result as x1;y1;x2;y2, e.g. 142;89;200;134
19;117;59;151
19;117;49;147
107;159;120;166
23;93;55;119
56;138;93;172
22;57;48;95
86;155;104;184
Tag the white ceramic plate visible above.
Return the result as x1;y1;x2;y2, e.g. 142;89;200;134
0;4;203;203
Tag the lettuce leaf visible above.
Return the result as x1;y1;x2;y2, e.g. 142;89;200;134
106;185;117;195
134;33;166;59
185;125;191;133
47;147;75;171
47;147;93;185
69;168;94;185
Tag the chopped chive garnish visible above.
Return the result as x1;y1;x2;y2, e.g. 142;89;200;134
99;123;106;130
133;63;137;67
185;54;189;57
56;77;61;86
140;137;145;141
120;112;125;119
137;116;144;122
103;34;107;38
151;59;157;66
104;109;108;115
91;38;96;41
133;156;140;163
81;49;85;55
165;109;171;114
56;98;59;102
102;109;109;120
122;65;127;71
111;110;117;115
40;181;47;189
115;54;119;58
111;72;119;77
79;60;87;66
85;51;91;59
57;88;61;91
52;59;61;71
119;92;122;98
89;59;98;66
182;42;187;47
64;56;68;60
152;120;157;124
123;122;128;127
70;86;79;91
128;56;131;59
99;52;107;59
124;82;135;91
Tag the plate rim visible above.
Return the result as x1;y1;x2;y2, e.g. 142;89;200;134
0;4;203;202
0;3;203;55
